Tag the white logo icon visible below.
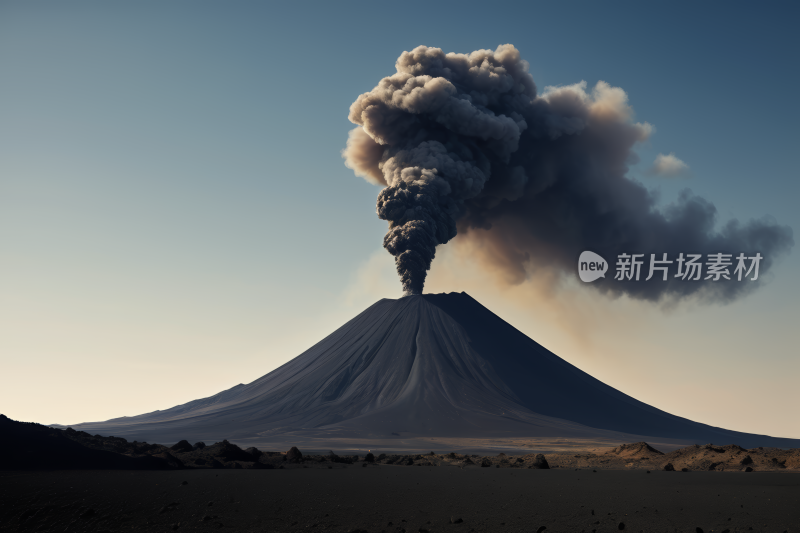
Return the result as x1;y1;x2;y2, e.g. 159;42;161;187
579;251;608;282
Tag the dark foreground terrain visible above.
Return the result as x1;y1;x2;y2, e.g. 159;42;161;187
3;416;799;531
3;416;799;474
2;467;799;533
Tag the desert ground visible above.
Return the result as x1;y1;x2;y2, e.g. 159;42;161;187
4;416;800;532
3;466;800;533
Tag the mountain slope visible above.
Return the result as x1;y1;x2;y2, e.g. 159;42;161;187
68;293;798;449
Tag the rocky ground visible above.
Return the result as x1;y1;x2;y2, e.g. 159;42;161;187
549;442;800;473
2;465;799;533
52;431;800;475
3;415;800;532
4;415;797;474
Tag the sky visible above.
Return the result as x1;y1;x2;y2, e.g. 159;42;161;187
1;1;798;439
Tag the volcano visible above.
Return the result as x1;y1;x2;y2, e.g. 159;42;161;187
69;293;798;452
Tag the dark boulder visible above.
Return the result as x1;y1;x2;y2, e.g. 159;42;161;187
480;458;492;468
285;447;303;463
208;440;253;462
193;442;206;450
153;452;184;469
364;453;375;463
170;440;193;453
244;447;263;459
530;454;550;469
663;463;675;471
326;450;353;464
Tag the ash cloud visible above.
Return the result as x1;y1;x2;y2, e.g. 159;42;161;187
343;44;793;301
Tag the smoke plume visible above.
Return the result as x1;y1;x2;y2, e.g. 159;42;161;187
343;44;793;301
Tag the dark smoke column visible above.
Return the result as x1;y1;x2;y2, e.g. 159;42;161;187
344;45;793;302
345;45;531;294
378;180;450;295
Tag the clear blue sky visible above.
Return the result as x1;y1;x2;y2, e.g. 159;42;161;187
2;1;798;438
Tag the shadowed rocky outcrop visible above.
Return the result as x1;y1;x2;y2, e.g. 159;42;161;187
0;415;177;470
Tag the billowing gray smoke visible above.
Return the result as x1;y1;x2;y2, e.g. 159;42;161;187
343;44;793;301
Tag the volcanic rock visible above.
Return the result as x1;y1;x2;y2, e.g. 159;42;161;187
170;440;193;453
607;442;664;460
530;454;550;469
206;440;252;462
0;415;174;470
244;447;262;459
285;447;303;463
153;451;184;469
